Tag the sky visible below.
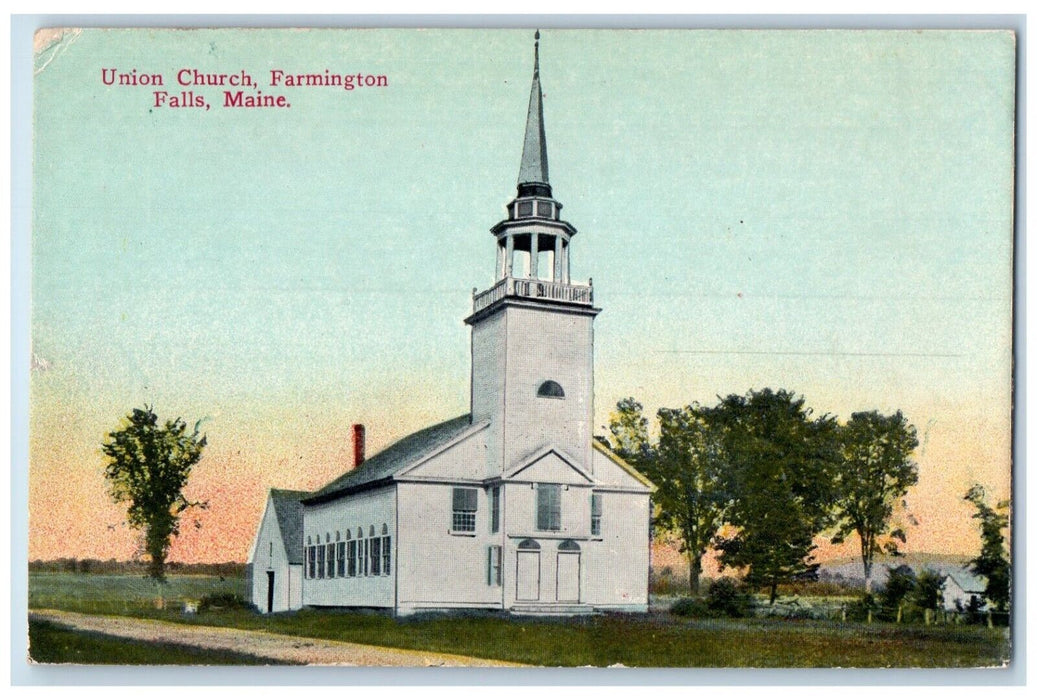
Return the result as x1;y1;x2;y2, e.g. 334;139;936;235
29;28;1014;565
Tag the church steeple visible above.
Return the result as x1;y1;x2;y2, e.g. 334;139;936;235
475;31;589;289
466;31;600;478
518;30;550;196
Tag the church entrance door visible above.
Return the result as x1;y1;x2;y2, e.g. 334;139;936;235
556;552;580;602
516;550;540;601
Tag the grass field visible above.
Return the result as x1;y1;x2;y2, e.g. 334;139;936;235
28;618;294;665
28;572;1012;668
29;572;242;615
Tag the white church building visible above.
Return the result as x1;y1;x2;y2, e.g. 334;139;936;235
246;34;654;616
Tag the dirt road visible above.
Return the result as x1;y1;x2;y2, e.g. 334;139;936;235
30;609;523;667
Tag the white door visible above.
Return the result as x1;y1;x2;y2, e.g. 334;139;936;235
556;552;580;603
516;550;540;601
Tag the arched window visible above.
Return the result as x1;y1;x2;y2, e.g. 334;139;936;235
537;380;565;398
357;525;367;576
517;538;541;550
381;524;391;575
346;530;357;577
307;536;312;545
558;539;581;552
369;525;376;538
335;530;340;541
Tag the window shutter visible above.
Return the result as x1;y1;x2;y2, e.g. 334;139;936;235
537;485;549;530
487;546;493;585
591;494;602;516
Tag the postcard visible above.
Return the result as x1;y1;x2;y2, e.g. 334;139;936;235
27;26;1015;669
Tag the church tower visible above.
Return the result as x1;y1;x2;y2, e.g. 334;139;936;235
466;32;600;476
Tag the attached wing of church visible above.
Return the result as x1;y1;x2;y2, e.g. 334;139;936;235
247;33;654;616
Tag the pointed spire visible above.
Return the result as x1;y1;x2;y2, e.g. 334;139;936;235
518;30;549;191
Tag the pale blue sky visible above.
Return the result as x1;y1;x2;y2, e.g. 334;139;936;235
30;28;1014;560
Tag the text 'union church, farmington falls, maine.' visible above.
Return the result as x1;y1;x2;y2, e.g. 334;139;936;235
246;34;655;616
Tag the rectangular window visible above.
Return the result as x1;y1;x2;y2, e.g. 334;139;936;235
452;487;478;532
591;493;602;536
536;483;562;531
326;543;336;578
382;536;391;575
487;545;502;586
359;538;367;576
336;542;346;577
371;537;382;576
490;486;500;533
307;546;316;579
347;540;357;577
317;543;326;579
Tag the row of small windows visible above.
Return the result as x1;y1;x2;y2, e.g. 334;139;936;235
306;524;390;579
512;199;558;220
451;486;602;536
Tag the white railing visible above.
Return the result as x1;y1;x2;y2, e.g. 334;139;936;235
472;277;593;313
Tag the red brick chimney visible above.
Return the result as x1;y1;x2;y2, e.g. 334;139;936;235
352;423;365;468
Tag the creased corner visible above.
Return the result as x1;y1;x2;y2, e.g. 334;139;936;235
33;28;82;76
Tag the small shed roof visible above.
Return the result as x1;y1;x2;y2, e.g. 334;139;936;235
943;567;987;594
269;488;309;564
303;414;472;505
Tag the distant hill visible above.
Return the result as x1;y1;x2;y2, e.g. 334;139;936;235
819;553;972;587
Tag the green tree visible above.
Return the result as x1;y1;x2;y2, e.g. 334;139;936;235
102;406;208;581
878;564;916;621
831;410;919;592
963;484;1011;612
605;397;652;466
914;568;947;612
711;389;841;604
650;404;729;595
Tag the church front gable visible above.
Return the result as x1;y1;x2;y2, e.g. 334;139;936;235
505;446;593;486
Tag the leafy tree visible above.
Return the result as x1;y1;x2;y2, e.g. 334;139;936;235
711;389;841;604
605;397;652;466
605;398;730;595
650;404;729;594
878;564;916;621
914;568;947;612
963;484;1011;612
831;410;919;592
102;406;208;581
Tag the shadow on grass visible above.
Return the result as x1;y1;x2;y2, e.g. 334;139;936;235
28;618;297;666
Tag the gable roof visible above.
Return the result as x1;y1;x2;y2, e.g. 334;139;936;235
504;445;594;483
943;567;987;594
302;414;473;505
269;488;309;564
